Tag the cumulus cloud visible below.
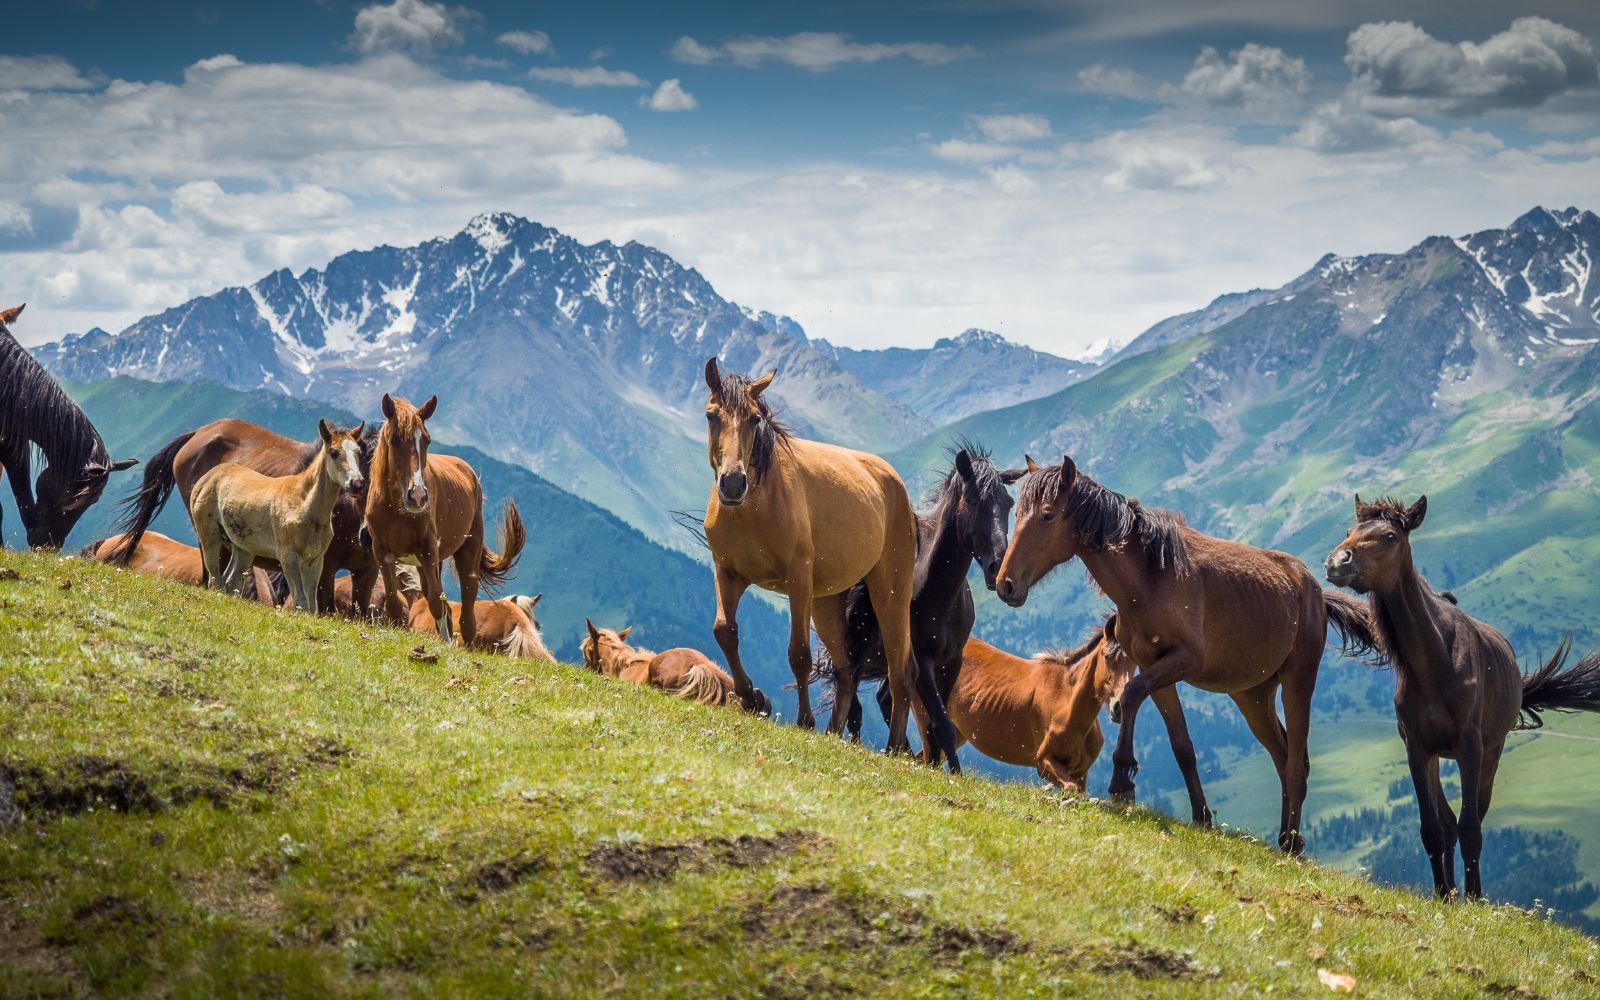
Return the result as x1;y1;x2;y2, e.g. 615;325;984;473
1078;62;1170;102
670;32;974;72
642;79;697;112
0;54;98;91
973;113;1052;142
527;66;645;87
1344;17;1600;117
497;29;552;56
1080;43;1309;118
349;0;474;55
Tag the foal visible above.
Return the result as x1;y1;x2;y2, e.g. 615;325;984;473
582;620;739;706
189;420;365;614
1326;495;1600;898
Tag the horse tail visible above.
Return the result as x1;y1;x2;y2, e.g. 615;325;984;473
1518;638;1600;730
675;662;734;706
1324;591;1383;662
477;499;524;590
106;430;193;566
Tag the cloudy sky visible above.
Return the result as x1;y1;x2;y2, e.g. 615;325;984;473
4;1;1600;355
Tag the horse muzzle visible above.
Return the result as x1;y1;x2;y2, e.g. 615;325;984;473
346;475;367;494
1323;550;1359;589
405;485;430;511
717;470;748;507
996;576;1029;608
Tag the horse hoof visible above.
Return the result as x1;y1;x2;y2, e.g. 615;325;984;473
1196;808;1215;827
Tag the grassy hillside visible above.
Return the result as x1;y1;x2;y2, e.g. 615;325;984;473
2;549;1598;997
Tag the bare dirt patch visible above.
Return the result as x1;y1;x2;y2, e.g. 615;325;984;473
586;830;818;882
472;853;548;893
1279;888;1414;923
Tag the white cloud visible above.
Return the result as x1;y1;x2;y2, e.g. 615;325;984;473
1078;62;1170;102
642;79;697;112
983;163;1039;195
527;66;645;87
1344;17;1600;117
930;139;1022;164
671;32;974;72
973;113;1052;142
1181;43;1309;112
349;0;474;55
0;54;97;91
497;29;552;56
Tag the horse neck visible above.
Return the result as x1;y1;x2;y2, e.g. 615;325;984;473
296;446;341;513
915;504;972;609
369;429;410;510
1078;541;1153;618
1372;555;1451;692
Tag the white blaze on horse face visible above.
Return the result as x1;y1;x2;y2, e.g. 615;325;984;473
411;431;427;492
341;439;362;487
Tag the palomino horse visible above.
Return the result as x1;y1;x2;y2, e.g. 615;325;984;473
110;418;378;612
996;456;1378;853
81;530;283;606
836;442;1026;764
1;304;137;548
410;595;553;661
189;420;365;614
1326;495;1600;898
365;393;524;648
702;359;958;765
582;620;740;706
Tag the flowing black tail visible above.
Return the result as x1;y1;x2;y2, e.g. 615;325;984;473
1325;592;1383;662
1518;638;1600;730
105;430;194;565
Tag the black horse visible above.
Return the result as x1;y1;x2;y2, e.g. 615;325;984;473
838;442;1025;762
0;304;137;548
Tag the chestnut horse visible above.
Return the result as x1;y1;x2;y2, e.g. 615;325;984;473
110;418;377;612
582;620;739;706
1326;495;1600;898
365;393;524;648
1;303;137;548
702;359;958;765
410;595;553;660
334;564;419;621
81;530;282;606
997;456;1378;853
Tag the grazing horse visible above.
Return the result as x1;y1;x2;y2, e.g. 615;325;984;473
334;564;420;621
702;359;959;766
582;620;740;706
189;420;365;613
80;530;282;606
409;595;553;660
365;393;524;648
996;456;1378;853
0;304;137;548
1326;495;1600;898
110;418;378;612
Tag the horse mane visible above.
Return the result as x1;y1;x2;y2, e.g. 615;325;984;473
1363;574;1455;670
1021;463;1190;575
1034;615;1114;679
1355;495;1411;529
712;370;791;486
923;436;1001;537
0;328;109;469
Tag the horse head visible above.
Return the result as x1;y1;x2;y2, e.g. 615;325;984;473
703;357;785;508
1325;493;1427;595
378;393;437;513
582;618;635;677
28;455;140;550
949;441;1028;591
997;454;1081;607
318;418;367;494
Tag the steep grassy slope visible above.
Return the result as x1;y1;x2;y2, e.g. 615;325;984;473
2;550;1597;997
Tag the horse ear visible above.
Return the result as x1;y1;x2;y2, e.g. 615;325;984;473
1405;495;1428;531
1024;454;1039;473
0;304;23;326
528;593;542;607
1060;455;1078;496
109;458;139;472
352;421;366;439
998;467;1027;485
953;449;974;482
704;357;721;393
1353;493;1363;517
416;395;438;421
748;370;776;400
381;393;397;421
585;618;599;642
318;419;335;444
1102;614;1118;644
618;625;632;640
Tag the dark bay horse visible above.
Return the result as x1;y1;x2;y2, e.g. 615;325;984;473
834;443;1026;765
110;418;378;612
365;393;524;648
996;456;1378;852
1326;495;1600;898
701;359;960;767
0;304;137;548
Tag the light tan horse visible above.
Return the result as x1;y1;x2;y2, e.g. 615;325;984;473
189;420;365;614
409;594;552;660
364;393;524;648
702;359;955;764
81;531;280;606
582;620;739;706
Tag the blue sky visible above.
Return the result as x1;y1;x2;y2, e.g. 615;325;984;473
4;1;1600;354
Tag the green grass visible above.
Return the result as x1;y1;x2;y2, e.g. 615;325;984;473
3;551;1599;997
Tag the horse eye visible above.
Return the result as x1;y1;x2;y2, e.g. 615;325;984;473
1041;510;1056;523
1384;532;1397;542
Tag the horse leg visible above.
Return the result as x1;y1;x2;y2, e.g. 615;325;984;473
420;538;451;644
810;593;854;738
865;566;914;756
301;553;325;616
1150;685;1212;826
454;541;480;648
1110;648;1195;801
784;569;817;731
315;558;337;616
1230;682;1291;832
1455;730;1488;899
1403;739;1453;898
1278;656;1319;856
278;551;304;608
712;565;766;714
352;566;380;619
1037;755;1080;792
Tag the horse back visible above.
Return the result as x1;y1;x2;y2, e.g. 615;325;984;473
648;648;724;687
176;419;305;504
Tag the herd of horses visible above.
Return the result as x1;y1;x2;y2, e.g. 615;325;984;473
7;301;1600;902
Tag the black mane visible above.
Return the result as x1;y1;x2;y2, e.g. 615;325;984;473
712;371;791;486
1020;461;1189;575
923;437;1001;537
0;328;109;470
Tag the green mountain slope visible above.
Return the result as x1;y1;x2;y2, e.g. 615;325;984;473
2;550;1596;997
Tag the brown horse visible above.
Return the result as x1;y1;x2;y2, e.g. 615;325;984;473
81;530;281;606
702;359;958;765
110;417;377;612
1326;495;1600;898
582;620;739;706
332;564;421;620
365;393;524;648
409;595;552;660
189;420;366;613
996;456;1378;853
